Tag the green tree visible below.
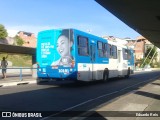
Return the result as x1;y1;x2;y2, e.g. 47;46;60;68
0;24;8;39
14;35;24;46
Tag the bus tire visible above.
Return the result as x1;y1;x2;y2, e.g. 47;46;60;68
36;78;49;84
125;68;130;78
36;78;42;84
103;69;109;82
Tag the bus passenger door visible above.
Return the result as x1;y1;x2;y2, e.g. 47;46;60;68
90;43;96;80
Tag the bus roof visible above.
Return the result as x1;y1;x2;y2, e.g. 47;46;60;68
38;28;132;50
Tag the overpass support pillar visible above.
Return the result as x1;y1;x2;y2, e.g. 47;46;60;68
32;55;37;78
32;55;36;64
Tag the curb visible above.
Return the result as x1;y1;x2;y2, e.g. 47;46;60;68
0;80;36;87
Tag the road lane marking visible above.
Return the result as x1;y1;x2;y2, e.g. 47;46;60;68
41;75;160;120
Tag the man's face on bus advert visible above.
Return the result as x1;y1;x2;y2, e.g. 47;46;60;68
57;35;69;57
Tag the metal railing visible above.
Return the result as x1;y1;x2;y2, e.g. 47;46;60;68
0;67;37;81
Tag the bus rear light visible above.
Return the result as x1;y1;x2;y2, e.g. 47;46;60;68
41;72;45;74
71;60;75;68
78;73;80;77
52;65;58;69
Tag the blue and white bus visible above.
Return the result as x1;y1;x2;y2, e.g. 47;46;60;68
37;29;134;82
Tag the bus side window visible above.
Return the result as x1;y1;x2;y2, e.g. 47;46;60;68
78;36;89;56
127;50;131;59
97;41;103;57
104;43;108;58
123;48;128;60
112;45;117;59
108;44;112;58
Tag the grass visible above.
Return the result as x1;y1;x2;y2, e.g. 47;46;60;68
0;53;32;67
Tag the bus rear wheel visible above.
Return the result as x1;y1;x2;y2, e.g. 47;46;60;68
103;69;109;82
36;78;49;84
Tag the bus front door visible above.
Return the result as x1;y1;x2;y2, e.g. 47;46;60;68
90;43;96;80
118;50;123;76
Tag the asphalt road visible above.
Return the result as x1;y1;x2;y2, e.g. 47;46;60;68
0;70;160;119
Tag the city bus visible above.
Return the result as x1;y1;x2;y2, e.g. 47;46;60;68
36;29;134;83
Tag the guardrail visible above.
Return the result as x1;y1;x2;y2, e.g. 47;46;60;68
0;67;37;81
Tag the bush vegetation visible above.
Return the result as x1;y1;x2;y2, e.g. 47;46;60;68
0;53;32;67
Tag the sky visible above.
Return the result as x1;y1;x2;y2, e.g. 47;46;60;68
0;0;140;39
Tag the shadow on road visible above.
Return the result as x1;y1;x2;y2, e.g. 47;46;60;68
0;71;159;119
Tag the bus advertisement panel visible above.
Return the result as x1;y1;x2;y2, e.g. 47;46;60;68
37;29;76;79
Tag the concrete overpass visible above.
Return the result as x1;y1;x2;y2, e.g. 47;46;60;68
0;44;35;55
0;44;36;64
96;0;160;48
